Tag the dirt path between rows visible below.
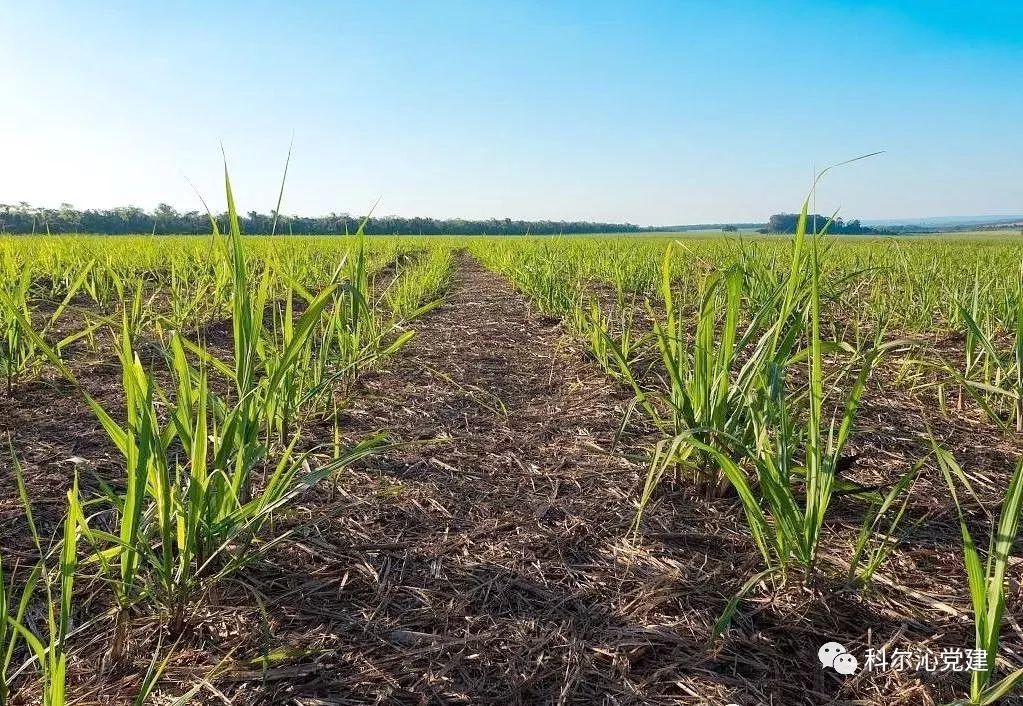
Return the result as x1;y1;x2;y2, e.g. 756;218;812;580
223;254;759;705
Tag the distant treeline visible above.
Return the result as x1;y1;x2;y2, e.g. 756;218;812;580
765;213;885;235
0;203;644;236
6;202;1002;237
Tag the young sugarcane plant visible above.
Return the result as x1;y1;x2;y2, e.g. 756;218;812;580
944;262;1023;431
935;445;1023;705
6;450;78;706
628;239;813;533
0;260;98;395
329;229;396;384
384;245;455;323
0;536;42;705
703;204;905;580
572;293;645;385
18;304;382;638
846;457;922;586
182;164;345;495
959;265;992;411
646;254;766;499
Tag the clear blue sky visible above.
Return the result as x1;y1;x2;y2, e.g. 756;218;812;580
1;1;1020;225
